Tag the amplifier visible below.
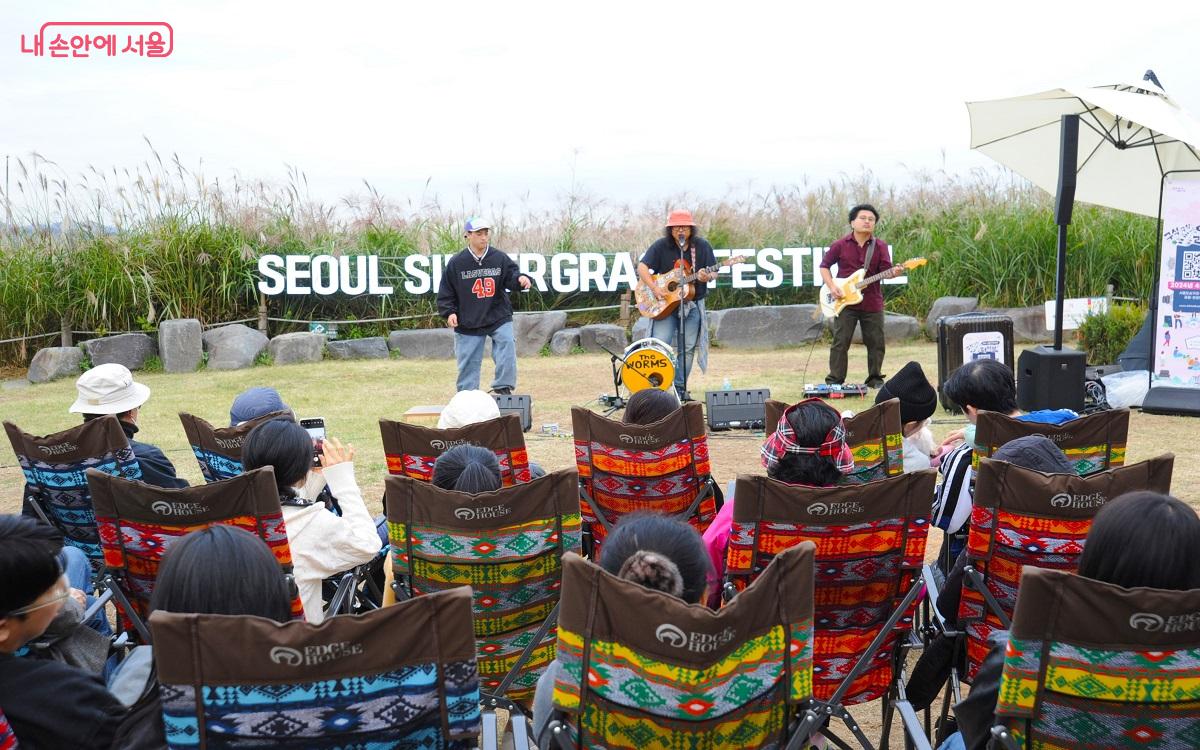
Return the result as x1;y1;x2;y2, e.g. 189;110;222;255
937;312;1015;412
803;383;869;399
492;394;532;432
705;388;770;431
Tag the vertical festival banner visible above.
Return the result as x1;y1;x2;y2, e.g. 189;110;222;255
1153;173;1200;389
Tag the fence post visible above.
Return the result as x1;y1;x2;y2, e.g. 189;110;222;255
60;316;72;347
258;292;268;337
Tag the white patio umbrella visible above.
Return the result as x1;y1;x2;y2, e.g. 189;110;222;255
967;76;1200;218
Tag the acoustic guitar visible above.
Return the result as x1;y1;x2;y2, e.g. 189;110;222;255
818;257;928;319
635;255;747;321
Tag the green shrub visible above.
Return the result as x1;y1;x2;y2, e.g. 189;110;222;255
1075;304;1146;365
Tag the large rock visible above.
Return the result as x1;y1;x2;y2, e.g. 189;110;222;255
388;329;456;359
513;312;569;356
578;324;628;353
268;332;325;365
549;328;581;356
158;319;203;373
925;296;979;338
82;333;157;370
711;305;825;349
203;324;268;370
851;313;922;343
27;347;84;384
985;306;1052;342
326;337;389;360
706;309;726;341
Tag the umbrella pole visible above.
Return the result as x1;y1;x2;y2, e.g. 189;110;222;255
1052;114;1080;351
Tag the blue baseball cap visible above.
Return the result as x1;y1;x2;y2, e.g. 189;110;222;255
229;387;291;426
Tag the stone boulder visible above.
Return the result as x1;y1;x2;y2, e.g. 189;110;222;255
985;306;1051;342
203;324;269;370
710;305;825;349
82;333;157;370
513;311;569;356
27;347;84;384
158;319;203;373
268;332;325;365
326;337;389;360
851;313;922;343
925;296;979;338
578;324;628;353
549;328;581;356
388;329;456;359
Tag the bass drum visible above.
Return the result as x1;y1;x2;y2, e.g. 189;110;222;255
620;338;677;393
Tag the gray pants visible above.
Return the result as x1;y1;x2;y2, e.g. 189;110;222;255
827;308;885;385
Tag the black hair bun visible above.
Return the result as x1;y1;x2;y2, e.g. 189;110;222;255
618;550;684;598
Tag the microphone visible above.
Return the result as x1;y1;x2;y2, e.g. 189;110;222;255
676;234;686;250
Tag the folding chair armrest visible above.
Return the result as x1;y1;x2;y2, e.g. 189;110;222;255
81;586;113;624
963;565;1012;629
894;699;934;750
989;725;1022;750
921;563;949;631
324;570;358;617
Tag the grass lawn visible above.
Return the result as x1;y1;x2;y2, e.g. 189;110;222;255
1;339;1194;514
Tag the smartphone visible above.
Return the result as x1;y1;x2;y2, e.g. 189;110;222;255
299;417;326;466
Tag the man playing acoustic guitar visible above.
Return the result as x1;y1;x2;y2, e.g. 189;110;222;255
820;203;904;389
637;209;717;400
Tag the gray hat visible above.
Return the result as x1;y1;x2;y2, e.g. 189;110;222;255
993;435;1075;474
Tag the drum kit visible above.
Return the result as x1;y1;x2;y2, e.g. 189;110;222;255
598;337;678;415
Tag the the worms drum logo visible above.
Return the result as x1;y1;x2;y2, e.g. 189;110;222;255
655;623;736;653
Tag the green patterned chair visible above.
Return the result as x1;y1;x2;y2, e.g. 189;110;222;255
544;542;816;750
973;408;1130;476
991;566;1200;749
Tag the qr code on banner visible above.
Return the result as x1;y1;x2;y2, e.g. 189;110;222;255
1184;250;1200;281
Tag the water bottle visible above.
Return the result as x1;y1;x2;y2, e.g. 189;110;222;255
722;377;731;391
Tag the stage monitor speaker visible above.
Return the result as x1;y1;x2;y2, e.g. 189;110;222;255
1142;386;1200;416
493;394;532;432
1055;114;1079;226
1017;345;1086;413
936;312;1015;412
705;388;770;431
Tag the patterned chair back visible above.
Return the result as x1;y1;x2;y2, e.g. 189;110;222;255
385;469;582;701
0;706;16;750
725;470;934;703
149;586;481;749
4;416;142;571
179;410;292;482
89;466;305;628
958;454;1174;680
974;408;1131;475
570;403;718;556
995;567;1200;749
379;414;531;486
764;398;904;484
549;543;815;750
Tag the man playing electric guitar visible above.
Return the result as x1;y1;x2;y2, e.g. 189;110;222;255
819;203;904;389
637;209;717;400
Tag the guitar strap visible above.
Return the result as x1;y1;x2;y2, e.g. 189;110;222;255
863;238;876;277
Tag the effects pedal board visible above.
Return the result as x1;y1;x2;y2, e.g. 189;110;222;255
803;383;869;399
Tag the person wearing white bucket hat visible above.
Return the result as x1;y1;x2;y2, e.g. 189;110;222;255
69;363;187;489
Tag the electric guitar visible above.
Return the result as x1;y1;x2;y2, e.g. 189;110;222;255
818;257;928;319
635;255;747;321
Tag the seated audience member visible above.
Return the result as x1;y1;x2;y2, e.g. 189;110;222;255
241;419;381;623
70;363;187;489
622;388;681;426
933;359;1076;543
532;513;711;740
437;389;501;429
875;360;938;472
431;444;503;493
150;524;293;621
942;490;1200;750
702;398;854;603
0;515;126;748
229;386;294;426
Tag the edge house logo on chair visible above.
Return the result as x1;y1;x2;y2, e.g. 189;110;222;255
1048;492;1107;510
429;438;470;452
268;642;364;667
655;623;737;653
1128;611;1200;633
149;500;207;516
453;504;511;521
806;501;864;516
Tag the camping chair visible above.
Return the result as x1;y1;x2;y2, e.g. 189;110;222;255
379;414;531;486
973;408;1130;476
954;453;1174;684
544;542;816;750
385;469;582;742
0;707;15;750
723;471;936;749
87;466;307;641
570;402;720;557
149;586;482;749
765;398;904;484
178;410;291;482
990;566;1200;750
4;416;142;572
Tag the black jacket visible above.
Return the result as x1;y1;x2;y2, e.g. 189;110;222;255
120;421;188;489
0;651;126;749
436;247;526;336
639;236;718;301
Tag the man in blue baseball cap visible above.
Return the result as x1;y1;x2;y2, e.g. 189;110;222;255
437;217;532;395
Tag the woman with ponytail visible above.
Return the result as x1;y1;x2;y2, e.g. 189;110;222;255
431;445;503;493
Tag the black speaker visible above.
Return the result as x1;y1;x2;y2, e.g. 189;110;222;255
1054;114;1079;226
492;394;532;432
705;388;770;431
1017;346;1086;412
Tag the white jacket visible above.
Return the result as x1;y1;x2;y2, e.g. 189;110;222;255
281;462;381;623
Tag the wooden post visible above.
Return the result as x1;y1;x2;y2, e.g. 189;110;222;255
60;316;72;347
258;292;268;336
619;249;635;329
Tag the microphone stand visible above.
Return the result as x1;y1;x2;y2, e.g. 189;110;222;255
598;343;658;416
677;237;690;401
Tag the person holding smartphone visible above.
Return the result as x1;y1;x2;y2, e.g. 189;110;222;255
241;420;381;623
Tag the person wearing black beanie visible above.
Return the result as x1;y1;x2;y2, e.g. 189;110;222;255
875;360;938;472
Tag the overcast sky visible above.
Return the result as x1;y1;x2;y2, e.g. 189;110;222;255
3;0;1199;219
